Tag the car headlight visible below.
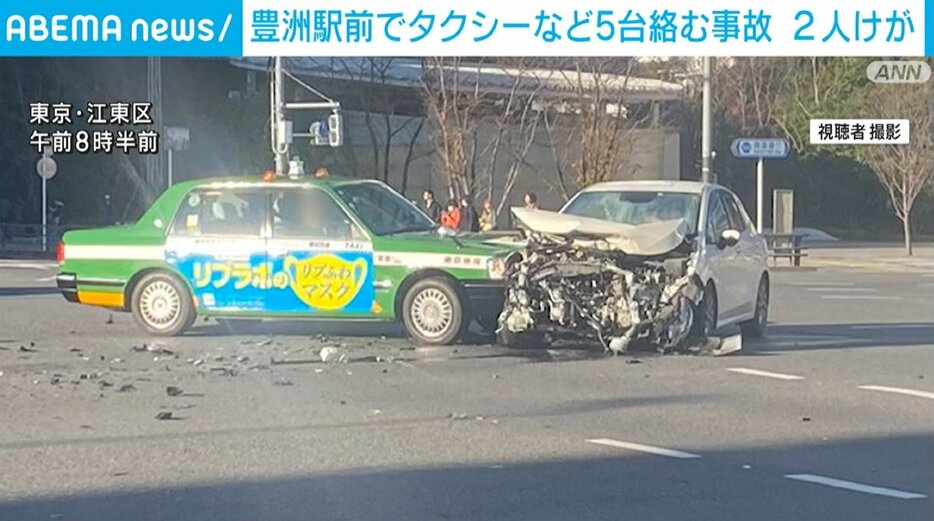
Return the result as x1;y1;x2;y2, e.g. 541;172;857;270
487;257;507;280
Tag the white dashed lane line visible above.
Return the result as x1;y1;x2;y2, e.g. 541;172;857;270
849;324;933;331
726;368;804;381
805;287;876;292
785;474;927;499
858;385;934;400
785;282;854;286
820;295;901;301
585;439;702;459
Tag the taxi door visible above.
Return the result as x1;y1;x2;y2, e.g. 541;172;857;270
165;187;269;313
264;187;377;318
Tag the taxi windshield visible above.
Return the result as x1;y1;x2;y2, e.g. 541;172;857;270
334;181;436;236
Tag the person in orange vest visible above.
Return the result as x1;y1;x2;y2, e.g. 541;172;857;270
440;199;462;230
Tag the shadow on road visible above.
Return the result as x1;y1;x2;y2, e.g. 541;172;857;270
0;434;929;521
0;286;59;297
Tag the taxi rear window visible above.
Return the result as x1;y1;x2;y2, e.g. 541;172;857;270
171;189;266;237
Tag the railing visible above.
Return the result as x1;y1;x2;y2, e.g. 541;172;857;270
764;233;808;267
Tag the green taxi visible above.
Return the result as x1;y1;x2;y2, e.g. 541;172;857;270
56;174;511;345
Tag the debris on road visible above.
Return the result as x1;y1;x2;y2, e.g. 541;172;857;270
131;344;174;356
271;357;317;366
319;346;348;364
154;411;176;420
117;384;137;393
272;378;294;386
18;345;37;353
802;417;812;422
165;386;184;397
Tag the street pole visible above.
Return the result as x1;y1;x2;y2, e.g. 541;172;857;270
272;57;288;176
41;177;47;252
167;149;174;186
756;157;764;234
701;56;712;183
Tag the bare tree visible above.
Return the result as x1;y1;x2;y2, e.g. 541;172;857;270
713;57;787;135
316;58;428;196
857;83;934;255
541;58;653;194
420;57;545;210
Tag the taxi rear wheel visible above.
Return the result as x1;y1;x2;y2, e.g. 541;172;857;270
402;277;465;346
131;272;195;337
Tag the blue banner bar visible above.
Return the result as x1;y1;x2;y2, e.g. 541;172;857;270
927;0;933;55
0;0;242;56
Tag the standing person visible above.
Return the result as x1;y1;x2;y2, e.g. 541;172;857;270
523;192;538;210
460;196;480;232
422;190;442;223
479;198;496;232
440;199;462;230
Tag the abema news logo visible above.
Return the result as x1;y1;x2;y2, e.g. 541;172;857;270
0;0;243;56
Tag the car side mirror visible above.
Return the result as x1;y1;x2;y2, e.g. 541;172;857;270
718;229;741;249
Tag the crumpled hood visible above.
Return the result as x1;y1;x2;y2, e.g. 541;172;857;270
511;207;691;257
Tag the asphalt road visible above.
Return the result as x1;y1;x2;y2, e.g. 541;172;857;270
0;260;931;521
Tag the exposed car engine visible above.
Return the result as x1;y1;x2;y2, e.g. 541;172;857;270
498;210;706;354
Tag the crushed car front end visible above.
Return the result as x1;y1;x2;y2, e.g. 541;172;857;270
498;208;706;354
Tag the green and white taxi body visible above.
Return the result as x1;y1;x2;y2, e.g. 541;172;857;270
57;175;511;345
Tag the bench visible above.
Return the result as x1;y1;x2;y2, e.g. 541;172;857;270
764;233;808;267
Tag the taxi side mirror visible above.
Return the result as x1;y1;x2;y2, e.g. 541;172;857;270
718;229;741;249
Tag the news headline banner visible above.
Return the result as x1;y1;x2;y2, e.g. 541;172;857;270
1;0;932;56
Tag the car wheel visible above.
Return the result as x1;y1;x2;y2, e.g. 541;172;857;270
131;272;195;336
216;318;263;334
740;276;769;339
692;283;718;339
402;277;465;346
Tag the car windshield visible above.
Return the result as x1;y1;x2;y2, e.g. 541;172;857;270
334;181;436;236
562;190;701;235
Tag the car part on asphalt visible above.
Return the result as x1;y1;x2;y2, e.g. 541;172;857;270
498;209;707;354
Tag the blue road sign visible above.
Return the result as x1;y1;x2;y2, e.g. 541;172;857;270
730;138;790;159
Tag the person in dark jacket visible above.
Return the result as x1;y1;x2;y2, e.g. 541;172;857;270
422;190;442;223
460;196;480;232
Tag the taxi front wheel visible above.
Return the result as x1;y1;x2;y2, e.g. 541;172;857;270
402;277;465;346
131;272;195;337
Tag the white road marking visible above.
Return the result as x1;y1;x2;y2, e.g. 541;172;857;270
786;281;854;286
0;262;57;270
850;324;933;331
858;385;934;400
785;474;926;499
806;287;876;292
726;367;804;380
820;295;901;301
585;438;701;459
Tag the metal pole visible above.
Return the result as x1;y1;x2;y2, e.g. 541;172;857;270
167;149;174;187
756;157;764;234
273;57;288;176
41;177;47;252
701;56;712;183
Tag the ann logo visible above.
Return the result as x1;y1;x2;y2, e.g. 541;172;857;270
867;61;931;84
